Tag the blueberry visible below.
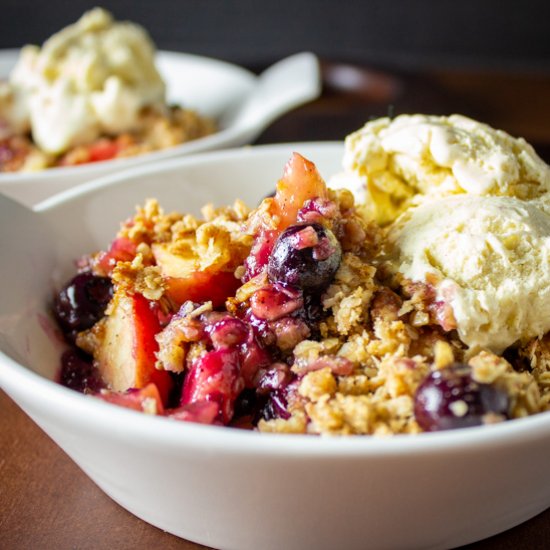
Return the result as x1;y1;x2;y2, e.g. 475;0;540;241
301;292;327;325
267;223;342;292
60;348;103;393
259;390;291;421
414;363;510;431
233;388;258;418
54;272;113;340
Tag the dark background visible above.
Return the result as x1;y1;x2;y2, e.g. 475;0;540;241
2;0;550;73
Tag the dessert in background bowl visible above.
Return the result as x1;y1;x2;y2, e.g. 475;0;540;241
0;10;321;206
0;8;215;172
0;138;549;549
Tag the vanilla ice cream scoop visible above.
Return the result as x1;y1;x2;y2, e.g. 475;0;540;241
342;114;550;224
388;194;550;352
0;8;166;154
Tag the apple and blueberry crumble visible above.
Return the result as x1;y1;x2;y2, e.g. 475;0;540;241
52;152;550;435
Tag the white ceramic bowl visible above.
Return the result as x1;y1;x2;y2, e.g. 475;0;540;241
1;144;549;550
0;50;320;206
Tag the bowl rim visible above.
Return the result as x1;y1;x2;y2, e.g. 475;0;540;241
2;141;549;456
0;48;257;187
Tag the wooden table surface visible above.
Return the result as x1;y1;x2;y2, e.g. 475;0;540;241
2;63;550;549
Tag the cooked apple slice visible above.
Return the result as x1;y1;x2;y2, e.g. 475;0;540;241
151;242;198;277
152;243;240;307
165;271;241;308
181;348;244;424
242;154;329;279
95;236;138;275
271;152;328;230
95;290;172;400
166;401;219;424
97;383;164;414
